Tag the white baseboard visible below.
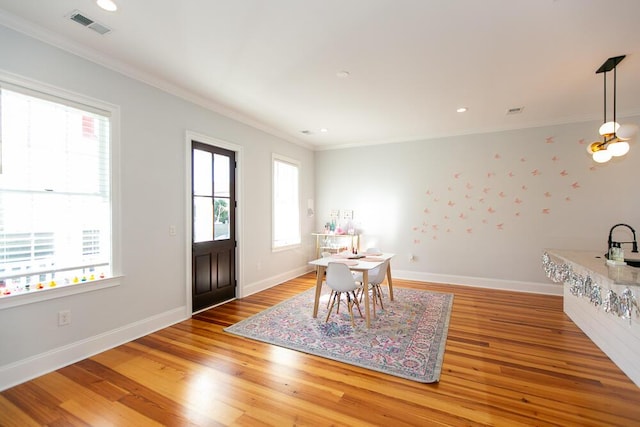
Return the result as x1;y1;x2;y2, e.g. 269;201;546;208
0;307;187;392
242;267;562;296
393;269;562;295
240;266;315;298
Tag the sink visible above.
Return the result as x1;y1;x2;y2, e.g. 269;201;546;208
604;253;640;267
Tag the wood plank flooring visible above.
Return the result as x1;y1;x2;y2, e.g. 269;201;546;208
2;273;640;426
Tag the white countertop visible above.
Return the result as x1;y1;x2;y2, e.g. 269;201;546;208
546;249;640;287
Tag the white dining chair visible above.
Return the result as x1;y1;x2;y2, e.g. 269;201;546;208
325;262;363;327
321;251;337;309
353;247;388;311
352;247;382;283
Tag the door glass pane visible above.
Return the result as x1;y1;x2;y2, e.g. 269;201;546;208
214;197;230;240
193;196;213;242
213;154;230;241
193;149;212;196
213;153;230;198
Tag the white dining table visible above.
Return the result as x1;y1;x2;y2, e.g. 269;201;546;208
308;252;395;328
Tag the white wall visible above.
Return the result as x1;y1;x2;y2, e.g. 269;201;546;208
0;24;315;390
315;120;640;292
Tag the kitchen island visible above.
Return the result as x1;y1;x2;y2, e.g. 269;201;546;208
543;249;639;387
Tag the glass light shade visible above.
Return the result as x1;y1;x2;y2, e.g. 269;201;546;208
607;141;630;157
616;123;639;140
593;149;612;163
599;121;620;136
97;0;117;11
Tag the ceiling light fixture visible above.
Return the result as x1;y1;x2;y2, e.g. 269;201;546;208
96;0;118;12
456;107;468;113
587;55;638;163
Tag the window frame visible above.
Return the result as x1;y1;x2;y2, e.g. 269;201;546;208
272;154;301;251
0;71;122;310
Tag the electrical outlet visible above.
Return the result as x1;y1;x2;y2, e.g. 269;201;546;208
169;225;176;236
58;310;71;326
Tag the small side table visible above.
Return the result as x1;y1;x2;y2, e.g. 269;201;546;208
312;233;359;258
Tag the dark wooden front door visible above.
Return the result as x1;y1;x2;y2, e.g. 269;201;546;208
191;141;236;312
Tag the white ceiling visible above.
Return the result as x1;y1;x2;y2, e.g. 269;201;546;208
1;0;640;150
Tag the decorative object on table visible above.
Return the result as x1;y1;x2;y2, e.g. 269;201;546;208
225;286;454;383
586;55;638;163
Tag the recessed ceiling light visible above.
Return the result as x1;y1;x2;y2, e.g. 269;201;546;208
96;0;117;12
456;107;468;113
320;128;328;133
336;70;350;78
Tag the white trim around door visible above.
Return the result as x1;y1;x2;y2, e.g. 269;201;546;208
185;131;244;316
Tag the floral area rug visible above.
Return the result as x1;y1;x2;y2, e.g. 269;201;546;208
224;285;454;383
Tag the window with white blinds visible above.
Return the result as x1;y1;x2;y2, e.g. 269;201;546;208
0;82;114;299
272;154;301;249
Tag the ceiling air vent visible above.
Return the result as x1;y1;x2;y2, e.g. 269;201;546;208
506;106;524;115
68;10;112;35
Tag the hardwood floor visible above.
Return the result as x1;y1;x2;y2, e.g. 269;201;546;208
2;273;639;426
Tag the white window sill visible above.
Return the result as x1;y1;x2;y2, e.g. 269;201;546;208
0;276;122;309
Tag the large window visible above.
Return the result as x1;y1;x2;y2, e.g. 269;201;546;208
0;79;117;303
272;155;301;249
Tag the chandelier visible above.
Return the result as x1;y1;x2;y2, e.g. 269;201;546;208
587;55;638;163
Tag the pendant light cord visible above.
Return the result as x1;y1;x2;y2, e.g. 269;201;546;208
613;65;617;138
603;70;607;125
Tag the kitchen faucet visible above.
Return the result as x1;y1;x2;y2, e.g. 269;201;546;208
607;223;639;255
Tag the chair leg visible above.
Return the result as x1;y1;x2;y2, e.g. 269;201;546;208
326;290;335;309
346;299;356;327
326;293;338;323
327;291;363;327
328;291;342;313
374;284;384;310
358;285;378;316
351;291;363;318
